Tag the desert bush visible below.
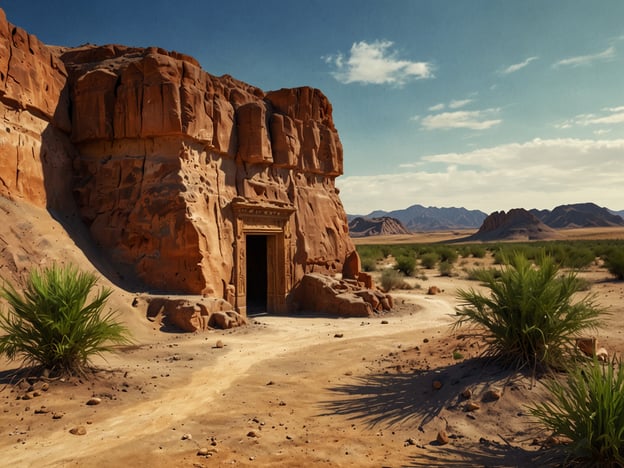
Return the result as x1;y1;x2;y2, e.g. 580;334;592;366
0;264;131;377
469;245;487;258
529;356;624;466
420;252;439;269
356;245;384;272
360;256;377;272
395;255;416;276
380;269;409;292
603;248;624;280
439;261;453;277
437;246;458;264
454;253;603;370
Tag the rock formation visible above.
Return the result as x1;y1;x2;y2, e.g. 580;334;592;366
348;216;410;237
530;202;624;228
463;208;561;242
0;8;390;320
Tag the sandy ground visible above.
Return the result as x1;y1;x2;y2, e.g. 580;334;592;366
0;199;623;467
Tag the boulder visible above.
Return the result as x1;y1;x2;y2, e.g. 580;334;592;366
295;273;392;317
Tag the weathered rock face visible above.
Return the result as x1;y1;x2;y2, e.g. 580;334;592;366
0;9;74;210
0;8;361;316
466;208;561;241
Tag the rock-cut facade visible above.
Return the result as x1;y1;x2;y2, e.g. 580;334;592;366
0;9;389;321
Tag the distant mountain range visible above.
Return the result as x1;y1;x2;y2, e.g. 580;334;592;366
349;202;624;237
348;205;488;231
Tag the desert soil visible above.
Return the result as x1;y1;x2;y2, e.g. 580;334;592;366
0;203;623;467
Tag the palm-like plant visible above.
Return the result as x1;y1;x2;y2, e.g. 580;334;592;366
529;356;624;466
454;253;603;370
0;264;130;377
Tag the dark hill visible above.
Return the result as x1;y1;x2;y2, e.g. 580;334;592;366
348;216;410;237
530;202;624;228
462;208;562;242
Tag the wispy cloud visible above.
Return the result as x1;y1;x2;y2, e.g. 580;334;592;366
449;99;473;109
337;138;624;214
555;105;624;129
428;103;445;111
323;40;434;86
500;56;539;75
553;45;616;68
421;108;501;130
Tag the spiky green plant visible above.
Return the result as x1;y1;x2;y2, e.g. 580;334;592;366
529;356;624;467
454;253;603;370
0;264;131;377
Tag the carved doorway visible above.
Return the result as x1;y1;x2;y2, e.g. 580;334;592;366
246;234;268;314
232;199;295;317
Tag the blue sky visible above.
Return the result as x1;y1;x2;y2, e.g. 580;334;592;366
3;1;623;214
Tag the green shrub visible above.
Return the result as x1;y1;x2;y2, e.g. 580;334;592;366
454;253;603;370
0;264;131;377
360;256;377;272
420;252;439;269
468;246;487;258
603;248;624;280
380;269;408;292
437;247;458;264
529;357;624;466
439;261;453;277
395;255;416;276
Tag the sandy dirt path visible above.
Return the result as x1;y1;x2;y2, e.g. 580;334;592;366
1;294;459;467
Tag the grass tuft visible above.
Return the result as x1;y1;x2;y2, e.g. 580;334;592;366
529;356;624;467
0;264;131;377
453;252;603;371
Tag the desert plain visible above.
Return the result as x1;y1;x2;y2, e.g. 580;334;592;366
1;199;623;467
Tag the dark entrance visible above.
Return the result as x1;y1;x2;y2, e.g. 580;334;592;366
246;235;268;313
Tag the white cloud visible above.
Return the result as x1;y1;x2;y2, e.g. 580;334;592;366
449;99;473;109
324;40;434;86
428;103;445;111
553;45;616;68
555;105;624;129
500;56;539;74
421;108;502;130
337;138;624;214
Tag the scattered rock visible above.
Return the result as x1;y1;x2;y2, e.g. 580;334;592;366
427;286;441;295
404;437;416;446
461;388;472;399
69;426;87;436
436;430;450;445
247;430;259;438
181;433;192;440
215;340;225;348
597;347;609;362
86;397;102;406
197;447;216;456
52;412;64;420
483;387;502;402
34;407;50;414
432;380;443;390
464;401;481;412
334;333;344;338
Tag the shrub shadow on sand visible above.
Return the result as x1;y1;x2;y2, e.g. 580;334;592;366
320;356;559;466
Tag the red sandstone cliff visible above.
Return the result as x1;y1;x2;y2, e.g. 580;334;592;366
0;9;365;316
